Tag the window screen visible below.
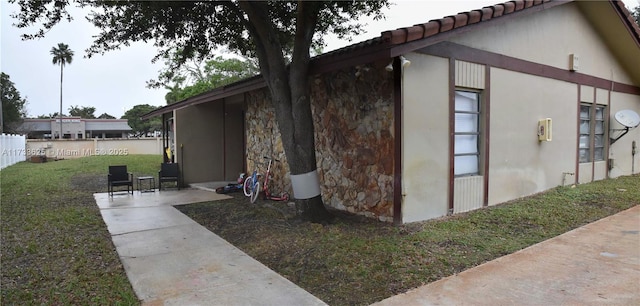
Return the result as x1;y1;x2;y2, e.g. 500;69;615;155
454;91;480;176
580;104;606;163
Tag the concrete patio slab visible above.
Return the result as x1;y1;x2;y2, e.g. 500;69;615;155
372;205;640;306
94;189;326;306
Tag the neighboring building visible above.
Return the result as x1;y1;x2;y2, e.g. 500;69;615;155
19;117;133;139
143;0;640;224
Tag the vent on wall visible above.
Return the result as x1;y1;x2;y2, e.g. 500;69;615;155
538;118;552;141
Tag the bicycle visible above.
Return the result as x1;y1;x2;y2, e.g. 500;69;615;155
243;156;290;203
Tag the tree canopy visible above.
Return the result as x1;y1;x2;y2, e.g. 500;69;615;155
121;104;162;137
11;0;389;222
68;105;96;118
1;72;28;133
148;52;259;104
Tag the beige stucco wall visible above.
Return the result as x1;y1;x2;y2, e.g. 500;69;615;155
175;102;224;184
451;2;633;85
401;53;450;223
400;2;639;222
488;69;578;205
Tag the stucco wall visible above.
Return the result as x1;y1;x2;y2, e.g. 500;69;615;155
488;69;578;205
451;2;633;85
175;103;224;184
244;60;395;222
401;53;450;223
399;2;639;222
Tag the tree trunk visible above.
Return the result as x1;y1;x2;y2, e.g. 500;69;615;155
239;1;332;223
59;64;63;139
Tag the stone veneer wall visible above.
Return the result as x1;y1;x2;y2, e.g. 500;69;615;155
245;60;395;222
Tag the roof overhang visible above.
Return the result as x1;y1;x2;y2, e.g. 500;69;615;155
576;0;640;85
141;0;640;120
141;76;266;120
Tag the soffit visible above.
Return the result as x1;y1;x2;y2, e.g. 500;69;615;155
576;0;640;86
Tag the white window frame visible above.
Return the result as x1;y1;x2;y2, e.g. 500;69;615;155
454;90;481;176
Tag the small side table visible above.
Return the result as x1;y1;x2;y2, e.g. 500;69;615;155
137;176;156;193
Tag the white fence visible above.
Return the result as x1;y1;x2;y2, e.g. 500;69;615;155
1;133;27;170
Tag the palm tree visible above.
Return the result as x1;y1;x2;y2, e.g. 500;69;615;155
50;43;74;139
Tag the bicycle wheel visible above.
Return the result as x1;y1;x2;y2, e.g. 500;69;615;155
243;177;253;197
250;181;260;203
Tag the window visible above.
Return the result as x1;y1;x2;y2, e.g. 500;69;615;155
579;104;606;163
454;90;481;176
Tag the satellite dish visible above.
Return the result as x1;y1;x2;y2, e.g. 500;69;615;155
610;109;640;145
614;110;640;128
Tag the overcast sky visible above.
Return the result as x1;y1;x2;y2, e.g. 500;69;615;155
2;0;639;119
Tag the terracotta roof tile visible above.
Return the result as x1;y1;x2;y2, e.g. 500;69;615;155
377;0;561;46
406;26;424;41
480;7;494;21
312;0;638;70
492;4;505;17
468;10;482;24
503;2;516;14
514;0;526;10
439;17;455;32
453;13;469;28
420;22;440;37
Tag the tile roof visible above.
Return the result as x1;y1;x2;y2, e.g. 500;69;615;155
312;0;555;65
380;0;549;45
143;0;640;119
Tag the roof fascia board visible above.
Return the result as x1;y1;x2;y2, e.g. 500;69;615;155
608;0;640;48
388;0;571;58
141;76;266;120
309;44;392;75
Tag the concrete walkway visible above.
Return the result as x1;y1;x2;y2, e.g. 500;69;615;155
96;189;639;305
373;205;640;306
95;189;326;305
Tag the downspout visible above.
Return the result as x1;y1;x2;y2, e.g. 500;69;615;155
393;57;403;225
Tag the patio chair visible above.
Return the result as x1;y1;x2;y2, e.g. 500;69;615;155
108;165;133;196
158;163;180;191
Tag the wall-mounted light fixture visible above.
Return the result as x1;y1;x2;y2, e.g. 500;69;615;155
385;56;412;72
400;56;411;69
385;60;394;72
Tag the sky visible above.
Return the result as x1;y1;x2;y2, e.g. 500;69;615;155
2;0;639;119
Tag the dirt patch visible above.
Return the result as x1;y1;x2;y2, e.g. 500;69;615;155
70;174;106;193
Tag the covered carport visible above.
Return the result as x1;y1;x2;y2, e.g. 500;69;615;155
142;76;265;186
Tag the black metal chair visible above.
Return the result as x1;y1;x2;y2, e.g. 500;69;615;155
108;165;133;196
158;163;180;190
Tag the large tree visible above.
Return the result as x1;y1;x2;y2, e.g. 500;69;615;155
12;1;388;222
50;43;74;139
1;72;28;133
68;105;96;118
148;53;259;104
121;104;162;137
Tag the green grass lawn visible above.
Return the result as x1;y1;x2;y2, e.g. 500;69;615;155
1;155;161;305
1;155;638;305
178;175;640;305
